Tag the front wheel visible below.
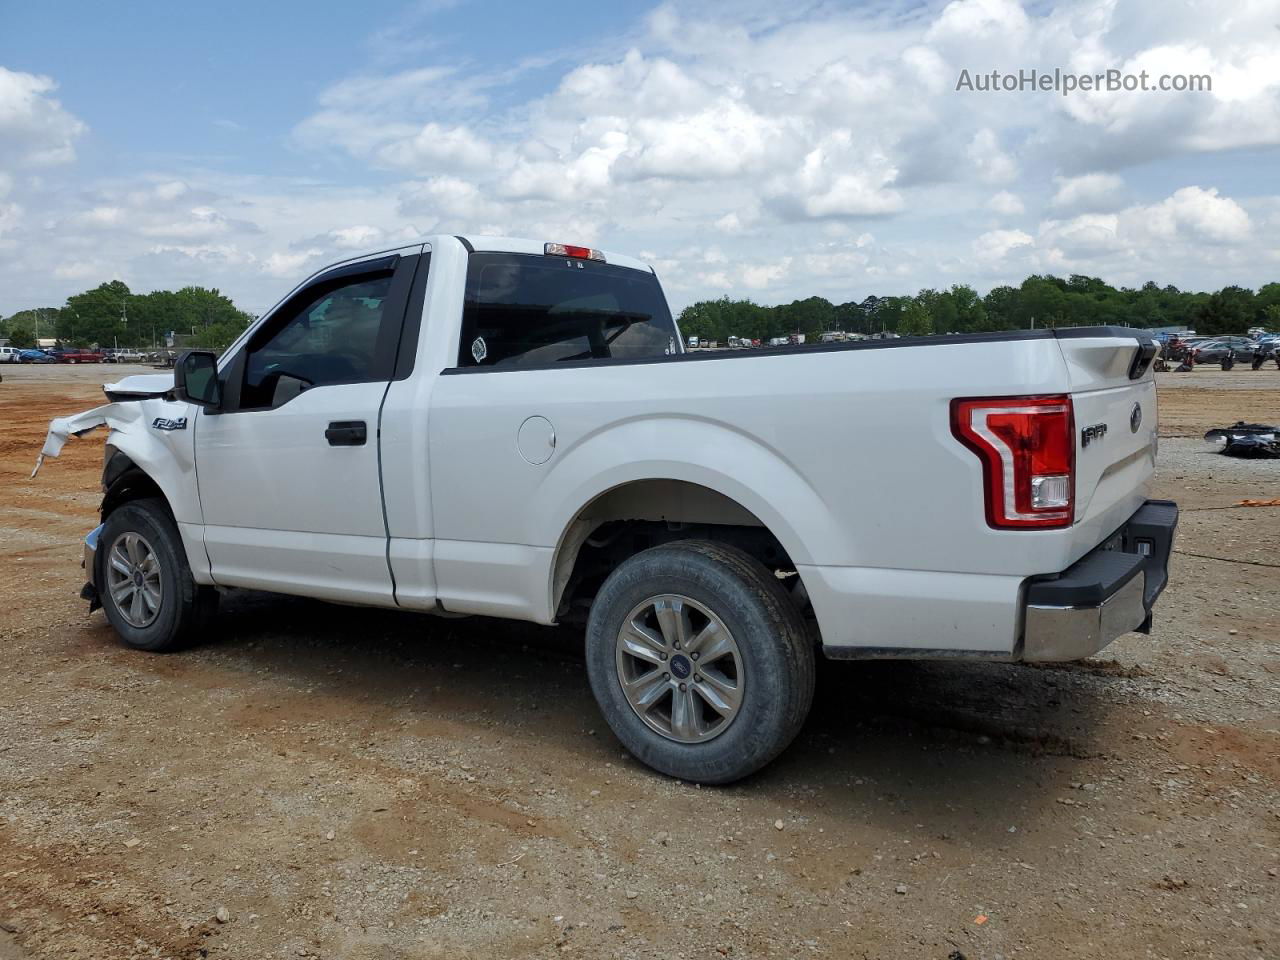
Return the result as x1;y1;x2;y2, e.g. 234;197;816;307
585;540;815;784
99;498;217;651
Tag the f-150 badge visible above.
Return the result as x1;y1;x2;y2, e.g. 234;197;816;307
151;416;187;431
1081;422;1107;447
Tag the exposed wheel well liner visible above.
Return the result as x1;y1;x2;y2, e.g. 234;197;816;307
101;449;171;521
551;479;811;623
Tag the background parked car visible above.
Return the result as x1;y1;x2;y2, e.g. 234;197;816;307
1191;337;1254;364
0;346;22;363
20;349;56;363
54;348;105;364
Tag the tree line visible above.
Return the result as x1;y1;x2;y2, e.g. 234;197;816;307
0;280;254;350
677;275;1280;343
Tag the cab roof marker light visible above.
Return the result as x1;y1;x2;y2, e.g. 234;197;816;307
545;242;606;262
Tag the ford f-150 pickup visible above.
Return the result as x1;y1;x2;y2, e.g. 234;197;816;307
38;235;1177;783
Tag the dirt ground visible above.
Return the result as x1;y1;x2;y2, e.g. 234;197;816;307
1;363;1277;960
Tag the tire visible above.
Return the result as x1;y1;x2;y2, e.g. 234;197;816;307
585;540;815;784
98;498;217;651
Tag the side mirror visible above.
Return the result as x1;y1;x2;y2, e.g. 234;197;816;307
174;350;222;409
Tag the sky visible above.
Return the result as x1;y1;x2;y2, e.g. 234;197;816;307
1;0;1278;316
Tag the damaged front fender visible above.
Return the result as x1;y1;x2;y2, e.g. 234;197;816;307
32;403;140;477
33;393;210;585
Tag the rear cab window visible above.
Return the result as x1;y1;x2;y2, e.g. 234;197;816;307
457;253;679;369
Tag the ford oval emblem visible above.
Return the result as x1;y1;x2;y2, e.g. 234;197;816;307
1129;402;1142;433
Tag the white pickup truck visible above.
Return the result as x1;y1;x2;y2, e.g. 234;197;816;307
40;235;1177;783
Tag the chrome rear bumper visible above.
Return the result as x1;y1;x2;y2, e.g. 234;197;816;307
1021;500;1177;662
1024;571;1148;661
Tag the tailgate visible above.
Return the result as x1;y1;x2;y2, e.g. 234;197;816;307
1058;331;1159;561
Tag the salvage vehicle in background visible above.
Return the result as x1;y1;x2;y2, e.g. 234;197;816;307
53;347;105;364
39;235;1177;783
19;349;56;363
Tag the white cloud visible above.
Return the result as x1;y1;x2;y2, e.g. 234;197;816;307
0;67;86;168
1051;173;1125;211
967;128;1017;184
377;122;494;171
263;248;325;278
1132;185;1250;245
988;191;1025;215
328;225;385;249
1024;186;1251;276
741;257;792;290
973;228;1034;262
0;201;21;236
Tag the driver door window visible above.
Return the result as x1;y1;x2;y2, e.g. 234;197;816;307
241;273;395;409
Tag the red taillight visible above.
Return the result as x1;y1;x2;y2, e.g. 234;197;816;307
545;242;605;262
951;394;1075;529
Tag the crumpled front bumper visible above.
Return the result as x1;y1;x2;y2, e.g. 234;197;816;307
81;524;103;610
1021;499;1178;661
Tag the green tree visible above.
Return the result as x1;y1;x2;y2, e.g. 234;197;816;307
1019;276;1068;328
982;285;1019;330
5;323;35;348
3;307;62;342
1195;286;1254;336
948;285;986;332
899;300;933;336
61;280;131;346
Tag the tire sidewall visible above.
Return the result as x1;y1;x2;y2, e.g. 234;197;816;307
99;502;189;651
586;545;808;783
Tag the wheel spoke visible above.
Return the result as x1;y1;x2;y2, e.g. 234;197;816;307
109;550;132;577
129;589;145;624
619;628;666;666
670;685;703;740
653;598;690;648
111;582;136;606
124;534;143;566
140;583;161;614
691;622;734;665
623;670;669;710
622;634;670;665
695;669;741;717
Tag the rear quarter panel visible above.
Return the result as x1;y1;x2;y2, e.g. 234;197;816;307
423;336;1094;627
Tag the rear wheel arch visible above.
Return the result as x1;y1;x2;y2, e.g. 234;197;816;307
549;478;815;628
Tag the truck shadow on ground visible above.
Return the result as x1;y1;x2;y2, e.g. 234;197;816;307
89;589;1125;843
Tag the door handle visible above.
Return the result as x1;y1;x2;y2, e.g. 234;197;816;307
325;420;367;446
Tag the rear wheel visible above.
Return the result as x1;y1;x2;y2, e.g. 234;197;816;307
99;498;217;651
585;540;815;784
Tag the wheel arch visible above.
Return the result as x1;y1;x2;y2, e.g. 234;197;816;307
99;441;212;585
548;476;815;624
102;447;172;519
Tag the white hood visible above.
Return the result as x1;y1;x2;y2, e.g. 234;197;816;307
104;373;174;399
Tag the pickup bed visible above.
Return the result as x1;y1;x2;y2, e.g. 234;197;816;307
39;235;1176;782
